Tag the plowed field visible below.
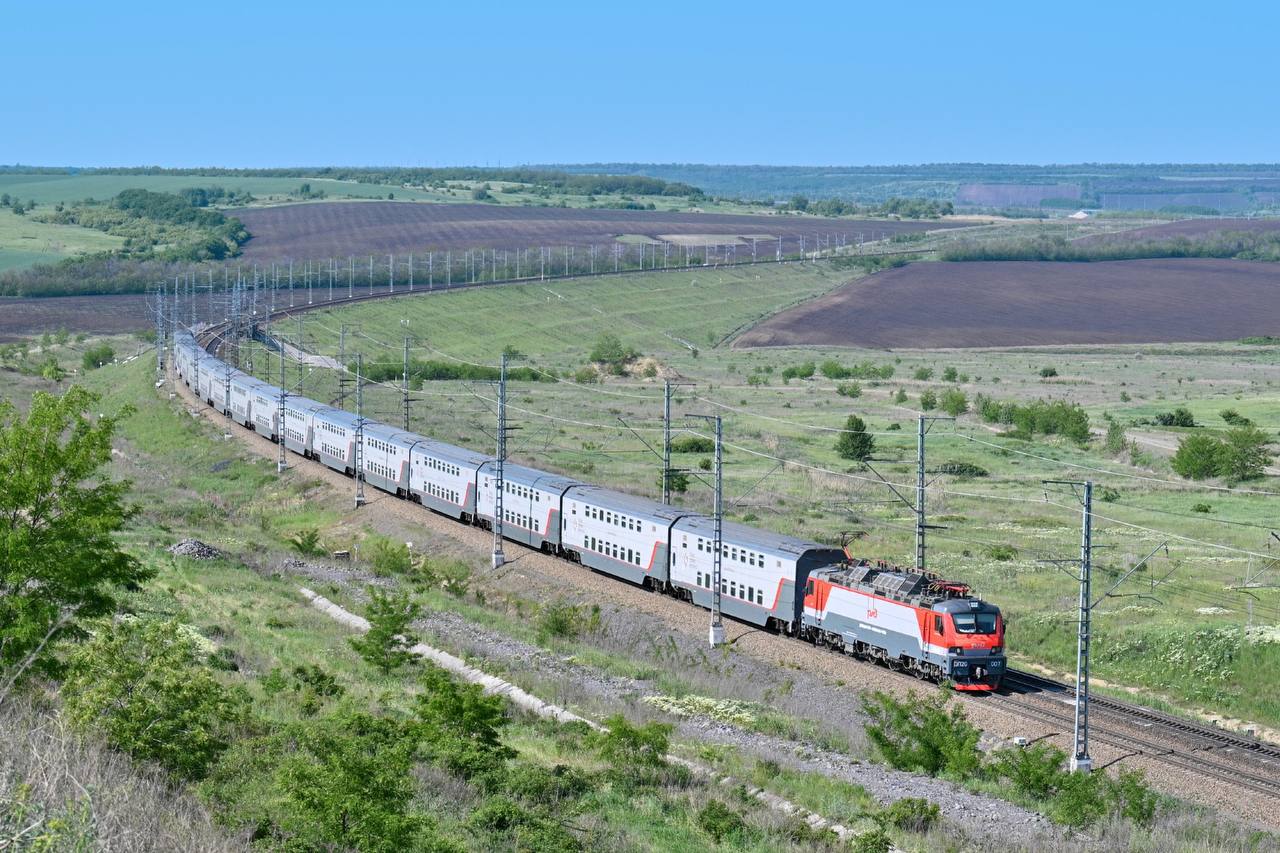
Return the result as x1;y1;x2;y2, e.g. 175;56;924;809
0;295;148;342
233;202;960;260
734;259;1280;349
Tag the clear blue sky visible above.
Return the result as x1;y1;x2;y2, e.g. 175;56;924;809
7;1;1278;167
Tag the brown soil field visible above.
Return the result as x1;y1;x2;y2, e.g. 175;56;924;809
233;202;962;260
1078;217;1280;245
0;294;149;342
734;259;1280;349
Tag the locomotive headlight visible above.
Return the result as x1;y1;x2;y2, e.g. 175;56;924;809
990;646;1002;655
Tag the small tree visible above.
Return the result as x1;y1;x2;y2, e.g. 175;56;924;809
940;389;968;416
81;343;115;370
1170;433;1222;480
349;588;421;675
415;662;513;779
1;387;146;684
1103;414;1127;455
919;389;938;411
1218;425;1272;481
834;414;875;462
64;618;247;779
860;689;981;779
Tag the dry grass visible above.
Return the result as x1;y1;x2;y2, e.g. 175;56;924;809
0;697;241;852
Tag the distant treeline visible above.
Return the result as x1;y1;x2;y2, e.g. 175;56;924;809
12;166;703;198
780;195;953;219
940;231;1280;263
358;358;555;385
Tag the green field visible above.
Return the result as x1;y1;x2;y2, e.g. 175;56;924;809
231;260;1280;731
0;207;124;270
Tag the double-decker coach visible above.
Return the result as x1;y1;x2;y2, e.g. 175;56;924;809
477;462;581;552
409;440;491;522
561;487;688;587
360;423;421;496
670;517;845;633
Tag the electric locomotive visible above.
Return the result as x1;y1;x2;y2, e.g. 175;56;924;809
803;559;1005;690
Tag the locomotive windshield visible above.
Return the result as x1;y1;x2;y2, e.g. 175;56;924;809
952;612;998;634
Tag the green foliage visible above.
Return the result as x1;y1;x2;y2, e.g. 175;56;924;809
819;360;894;380
1218;425;1273;481
913;367;933;381
414;662;514;780
836;381;862;398
537;600;600;642
0;386;145;682
834;414;875;462
369;537;412;577
1171;433;1225;480
288;527;325;557
975;395;1091;443
875;197;953;218
942;366;959;382
81;343;115;370
1108;768;1160;827
1220;408;1254;427
932;461;988;478
64;618;247;780
1039;366;1058;378
39;356;67;382
207;709;445;852
1191;502;1212;514
860;690;981;779
852;826;893;853
662;470;690;493
1103;415;1127;454
364;357;553;384
942;229;1280;263
780;361;816;381
984;543;1019;561
589;333;640;371
882;797;940;831
573;365;598;384
466;796;580;852
1153;407;1197;427
595;714;671;774
988;743;1066;799
893;388;908;404
940;388;968;416
697;799;746;843
671;434;714;453
348;588;421;676
919;389;938;411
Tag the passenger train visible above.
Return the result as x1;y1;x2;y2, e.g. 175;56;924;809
174;331;1005;690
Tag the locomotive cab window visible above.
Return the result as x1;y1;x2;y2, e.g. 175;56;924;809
951;612;998;635
934;615;944;634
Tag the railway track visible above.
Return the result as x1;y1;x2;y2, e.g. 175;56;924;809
994;670;1280;799
190;321;1280;803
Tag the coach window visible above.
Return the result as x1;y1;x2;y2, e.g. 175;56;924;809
756;589;764;605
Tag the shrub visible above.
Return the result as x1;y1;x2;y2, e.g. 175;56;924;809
933;461;987;478
852;826;892;853
919;390;938;411
1107;768;1160;827
415;662;514;780
941;388;968;416
81;343;115;370
64;618;247;780
1191;502;1212;513
893;388;908;404
913;367;933;381
369;537;412;576
289;528;325;557
349;588;421;675
590;333;639;369
989;743;1066;799
1218;425;1273;481
860;690;980;779
661;470;690;493
573;366;598;384
697;800;746;843
984;543;1018;561
671;434;714;453
1153;407;1196;428
836;381;862;398
1171;433;1223;480
834;414;875;462
596;715;670;771
1221;408;1254;427
882;797;940;832
942;366;958;382
1103;415;1127;454
780;361;816;381
537;600;599;642
1039;366;1058;378
1049;771;1109;827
